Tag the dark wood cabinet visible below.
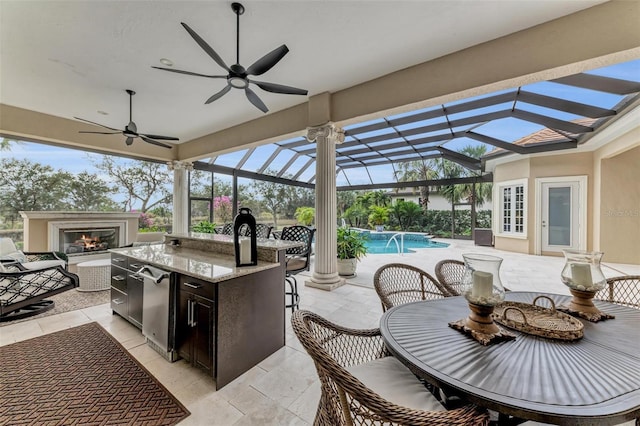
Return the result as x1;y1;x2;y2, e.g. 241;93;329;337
177;276;215;376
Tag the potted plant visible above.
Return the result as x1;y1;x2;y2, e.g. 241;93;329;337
368;205;389;232
336;227;368;277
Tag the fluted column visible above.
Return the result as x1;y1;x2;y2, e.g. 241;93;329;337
305;124;345;291
168;161;193;235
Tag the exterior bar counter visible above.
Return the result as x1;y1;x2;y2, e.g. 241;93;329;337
109;232;302;389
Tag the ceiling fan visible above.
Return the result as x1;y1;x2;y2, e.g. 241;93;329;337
74;90;178;149
153;2;308;113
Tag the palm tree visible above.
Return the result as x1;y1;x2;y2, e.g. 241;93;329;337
394;160;439;212
437;145;492;207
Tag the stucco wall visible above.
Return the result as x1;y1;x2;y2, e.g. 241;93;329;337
599;145;640;264
492;153;594;255
493;159;530;253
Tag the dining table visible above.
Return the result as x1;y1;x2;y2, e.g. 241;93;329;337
379;291;640;425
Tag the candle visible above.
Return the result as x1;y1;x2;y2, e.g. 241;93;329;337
472;271;493;298
239;237;251;264
571;263;592;286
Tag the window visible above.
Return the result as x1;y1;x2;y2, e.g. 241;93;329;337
495;179;527;237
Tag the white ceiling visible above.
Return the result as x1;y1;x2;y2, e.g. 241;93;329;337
0;0;605;144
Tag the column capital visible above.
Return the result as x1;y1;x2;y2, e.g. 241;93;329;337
306;124;344;144
167;160;194;171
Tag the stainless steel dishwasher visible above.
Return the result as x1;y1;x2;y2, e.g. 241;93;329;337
136;265;175;361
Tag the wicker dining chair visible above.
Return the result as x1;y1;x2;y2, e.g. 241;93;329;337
434;259;466;296
595;275;640;310
374;263;452;312
291;310;489;426
435;259;512;296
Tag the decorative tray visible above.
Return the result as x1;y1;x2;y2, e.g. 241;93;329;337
491;295;584;341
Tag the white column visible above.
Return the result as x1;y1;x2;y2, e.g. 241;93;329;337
168;161;193;235
305;124;345;291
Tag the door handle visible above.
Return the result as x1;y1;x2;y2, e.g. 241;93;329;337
184;282;202;289
187;299;193;327
191;300;197;327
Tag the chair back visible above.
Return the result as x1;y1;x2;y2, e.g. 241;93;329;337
219;223;234;235
250;223;273;239
434;259;466;296
374;263;451;312
595;275;640;309
280;226;315;273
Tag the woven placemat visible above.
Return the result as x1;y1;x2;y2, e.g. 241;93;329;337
0;322;190;425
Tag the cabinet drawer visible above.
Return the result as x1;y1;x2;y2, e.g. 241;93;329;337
111;255;129;269
128;260;145;272
179;275;214;300
111;272;127;292
111;287;128;318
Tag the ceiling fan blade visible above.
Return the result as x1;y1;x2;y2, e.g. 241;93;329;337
140;135;174;149
245;87;268;113
125;137;134;146
152;66;227;79
205;85;232;104
181;22;230;72
74;117;122;132
127;121;137;133
140;133;179;141
250;80;308;95
79;131;121;135
246;45;289;76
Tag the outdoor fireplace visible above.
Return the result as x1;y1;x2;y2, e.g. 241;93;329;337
60;228;119;255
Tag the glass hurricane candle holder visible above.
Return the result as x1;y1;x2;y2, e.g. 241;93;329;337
558;249;614;322
448;254;515;346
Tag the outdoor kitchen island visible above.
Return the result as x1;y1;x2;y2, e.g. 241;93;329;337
109;232;301;389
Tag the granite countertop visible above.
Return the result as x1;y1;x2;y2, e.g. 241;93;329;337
109;244;281;283
167;232;304;250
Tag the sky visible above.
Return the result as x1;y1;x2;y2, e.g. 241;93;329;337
2;59;639;189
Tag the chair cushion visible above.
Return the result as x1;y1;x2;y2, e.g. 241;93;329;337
286;257;307;272
21;260;66;270
0;237;19;256
1;250;26;263
346;356;445;412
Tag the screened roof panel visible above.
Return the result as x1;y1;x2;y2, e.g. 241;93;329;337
196;59;640;188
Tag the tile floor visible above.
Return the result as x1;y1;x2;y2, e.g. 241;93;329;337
1;239;638;425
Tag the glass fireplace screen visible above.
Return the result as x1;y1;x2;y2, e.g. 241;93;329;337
60;228;119;254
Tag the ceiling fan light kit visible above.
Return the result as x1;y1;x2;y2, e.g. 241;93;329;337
153;2;308;113
74;89;178;149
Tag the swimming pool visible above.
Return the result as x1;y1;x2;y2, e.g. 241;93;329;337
359;231;449;254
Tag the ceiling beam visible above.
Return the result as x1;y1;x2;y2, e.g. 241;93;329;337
337;174;493;191
550;74;640;95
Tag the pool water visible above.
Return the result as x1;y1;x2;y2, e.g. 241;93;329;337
360;231;449;254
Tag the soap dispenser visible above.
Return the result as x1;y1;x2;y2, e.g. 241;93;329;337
233;207;257;266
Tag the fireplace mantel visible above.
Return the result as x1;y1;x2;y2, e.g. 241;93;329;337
20;211;140;252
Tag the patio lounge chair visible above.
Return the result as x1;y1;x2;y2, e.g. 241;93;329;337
291;310;489;425
595;275;640;309
0;263;79;322
0;237;68;270
374;263;452;312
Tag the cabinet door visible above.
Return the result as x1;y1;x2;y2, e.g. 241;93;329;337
176;289;193;361
127;273;144;328
192;295;215;375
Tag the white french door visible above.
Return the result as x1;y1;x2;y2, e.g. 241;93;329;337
538;177;586;253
